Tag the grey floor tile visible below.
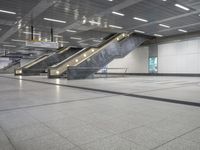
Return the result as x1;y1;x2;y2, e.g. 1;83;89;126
120;126;174;149
155;138;200;150
0;144;15;150
181;128;200;144
44;117;87;133
0;129;11;147
60;124;112;145
80;135;148;150
7;123;52;142
13;133;76;150
0;111;38;131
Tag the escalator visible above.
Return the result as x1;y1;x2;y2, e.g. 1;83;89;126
15;47;81;75
48;33;152;79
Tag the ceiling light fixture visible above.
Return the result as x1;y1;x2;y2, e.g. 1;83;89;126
54;35;62;38
11;39;26;42
89;20;100;25
0;9;16;15
133;17;148;22
58;41;69;43
66;29;77;33
178;29;187;33
23;32;40;36
70;37;82;40
175;4;190;11
134;30;145;34
43;18;66;23
159;24;170;28
112;11;125;16
109;25;123;29
93;39;102;42
154;34;163;37
3;45;16;47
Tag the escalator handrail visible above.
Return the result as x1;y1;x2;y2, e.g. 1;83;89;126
50;33;120;70
20;47;71;69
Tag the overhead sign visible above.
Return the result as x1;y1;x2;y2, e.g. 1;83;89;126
26;41;59;49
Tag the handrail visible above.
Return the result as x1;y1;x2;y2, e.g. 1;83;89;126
20;47;69;69
49;33;129;76
50;34;120;69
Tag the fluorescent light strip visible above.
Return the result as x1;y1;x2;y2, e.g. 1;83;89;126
70;37;82;40
133;17;148;22
43;18;66;23
11;39;26;42
178;29;187;33
134;30;145;34
58;41;69;43
159;24;170;28
109;24;123;29
154;34;163;37
23;32;40;36
54;35;62;38
66;29;77;33
112;11;125;16
89;20;100;25
0;9;16;14
175;4;190;11
93;39;102;42
3;45;16;47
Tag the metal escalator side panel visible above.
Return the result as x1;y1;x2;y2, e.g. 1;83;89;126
48;33;120;77
67;33;149;80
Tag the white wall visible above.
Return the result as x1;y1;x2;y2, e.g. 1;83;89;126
0;58;11;69
107;46;149;73
158;38;200;74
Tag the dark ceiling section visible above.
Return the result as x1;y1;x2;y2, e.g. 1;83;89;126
0;0;200;55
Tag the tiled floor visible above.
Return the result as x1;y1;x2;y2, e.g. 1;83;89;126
0;75;200;150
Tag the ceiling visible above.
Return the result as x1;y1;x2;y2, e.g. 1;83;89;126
0;0;200;55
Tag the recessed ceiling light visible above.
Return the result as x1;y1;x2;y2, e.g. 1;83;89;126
178;29;188;33
3;45;16;47
133;17;148;22
154;34;163;37
70;37;82;40
23;32;40;36
108;0;113;2
54;35;62;38
134;30;145;34
89;20;100;25
93;39;102;42
175;4;190;11
11;39;26;42
0;9;16;15
66;29;77;33
112;11;125;16
109;25;123;29
58;41;69;43
159;24;170;28
162;0;167;1
43;18;66;23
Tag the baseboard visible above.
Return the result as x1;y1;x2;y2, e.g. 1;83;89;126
96;73;200;77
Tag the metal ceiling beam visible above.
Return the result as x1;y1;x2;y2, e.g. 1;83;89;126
0;0;59;43
128;10;200;31
55;0;144;34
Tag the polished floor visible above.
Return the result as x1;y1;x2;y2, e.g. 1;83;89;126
0;75;200;150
